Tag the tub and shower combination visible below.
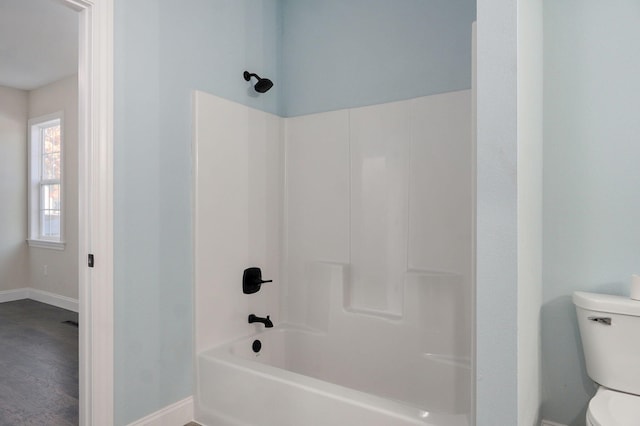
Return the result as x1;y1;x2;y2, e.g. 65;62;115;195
196;262;471;425
193;82;473;425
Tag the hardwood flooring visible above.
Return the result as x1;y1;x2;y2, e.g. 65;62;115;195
0;299;78;425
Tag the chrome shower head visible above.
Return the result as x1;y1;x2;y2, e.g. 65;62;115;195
243;71;274;93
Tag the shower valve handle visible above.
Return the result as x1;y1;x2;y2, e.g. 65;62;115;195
243;267;272;294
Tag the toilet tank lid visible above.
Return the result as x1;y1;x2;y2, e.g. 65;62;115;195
573;291;640;316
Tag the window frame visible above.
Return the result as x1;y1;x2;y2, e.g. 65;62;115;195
27;111;66;250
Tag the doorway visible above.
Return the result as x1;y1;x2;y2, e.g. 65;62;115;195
0;0;80;423
0;0;114;424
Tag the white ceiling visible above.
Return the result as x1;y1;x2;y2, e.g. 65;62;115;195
0;0;78;91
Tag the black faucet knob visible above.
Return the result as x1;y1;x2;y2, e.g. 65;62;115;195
243;267;272;294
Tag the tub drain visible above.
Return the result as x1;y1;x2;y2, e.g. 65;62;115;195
252;339;262;353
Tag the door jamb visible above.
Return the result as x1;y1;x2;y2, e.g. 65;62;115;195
63;0;114;424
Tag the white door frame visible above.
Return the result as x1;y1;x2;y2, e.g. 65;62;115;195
64;0;114;424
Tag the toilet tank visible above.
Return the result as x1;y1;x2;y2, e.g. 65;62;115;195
573;291;640;396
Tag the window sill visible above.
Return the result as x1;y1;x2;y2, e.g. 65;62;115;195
27;239;66;251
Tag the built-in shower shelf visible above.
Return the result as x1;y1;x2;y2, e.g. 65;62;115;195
302;261;467;334
342;306;403;321
421;353;472;370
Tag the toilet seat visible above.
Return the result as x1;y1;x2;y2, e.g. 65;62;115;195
587;387;640;426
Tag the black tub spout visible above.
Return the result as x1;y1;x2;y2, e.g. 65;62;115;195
248;314;273;328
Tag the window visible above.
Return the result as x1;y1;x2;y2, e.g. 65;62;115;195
28;112;65;250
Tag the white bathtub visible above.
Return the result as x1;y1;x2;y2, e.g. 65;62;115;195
195;325;470;426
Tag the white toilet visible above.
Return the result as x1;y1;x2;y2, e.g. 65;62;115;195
574;291;640;426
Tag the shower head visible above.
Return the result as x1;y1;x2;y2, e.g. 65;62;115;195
243;71;274;93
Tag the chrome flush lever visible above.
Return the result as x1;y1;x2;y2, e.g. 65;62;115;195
588;316;612;325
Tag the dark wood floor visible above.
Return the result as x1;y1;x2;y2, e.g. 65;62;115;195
0;299;78;425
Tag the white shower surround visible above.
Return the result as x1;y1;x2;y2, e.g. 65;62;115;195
193;90;472;425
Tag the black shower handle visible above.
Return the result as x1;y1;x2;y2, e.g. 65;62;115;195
243;267;272;294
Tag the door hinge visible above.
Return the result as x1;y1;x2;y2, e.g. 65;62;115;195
88;254;95;268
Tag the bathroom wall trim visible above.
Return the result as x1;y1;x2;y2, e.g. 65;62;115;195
0;287;79;312
0;288;29;303
29;288;79;312
126;396;193;426
64;0;115;424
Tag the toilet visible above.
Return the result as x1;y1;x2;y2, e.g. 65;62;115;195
573;291;640;426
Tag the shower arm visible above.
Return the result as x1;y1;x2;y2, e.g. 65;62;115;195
243;71;260;82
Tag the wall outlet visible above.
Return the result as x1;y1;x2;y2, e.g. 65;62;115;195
43;265;48;276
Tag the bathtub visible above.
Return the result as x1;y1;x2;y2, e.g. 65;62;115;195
195;324;470;426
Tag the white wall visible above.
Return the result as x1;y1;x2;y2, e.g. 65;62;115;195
283;110;350;323
27;75;78;300
193;91;282;355
0;86;29;292
542;1;640;424
283;91;473;413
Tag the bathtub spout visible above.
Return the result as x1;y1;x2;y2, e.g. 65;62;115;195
248;314;273;328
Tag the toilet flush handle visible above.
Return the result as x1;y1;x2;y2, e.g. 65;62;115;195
588;316;612;326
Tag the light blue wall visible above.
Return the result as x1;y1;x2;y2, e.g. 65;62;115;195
517;0;543;424
114;1;474;423
114;1;280;424
542;1;640;424
280;0;475;117
475;0;518;424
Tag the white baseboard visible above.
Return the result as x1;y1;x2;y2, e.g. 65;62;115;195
127;396;193;426
0;288;29;303
0;287;78;312
541;420;568;426
27;288;78;312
